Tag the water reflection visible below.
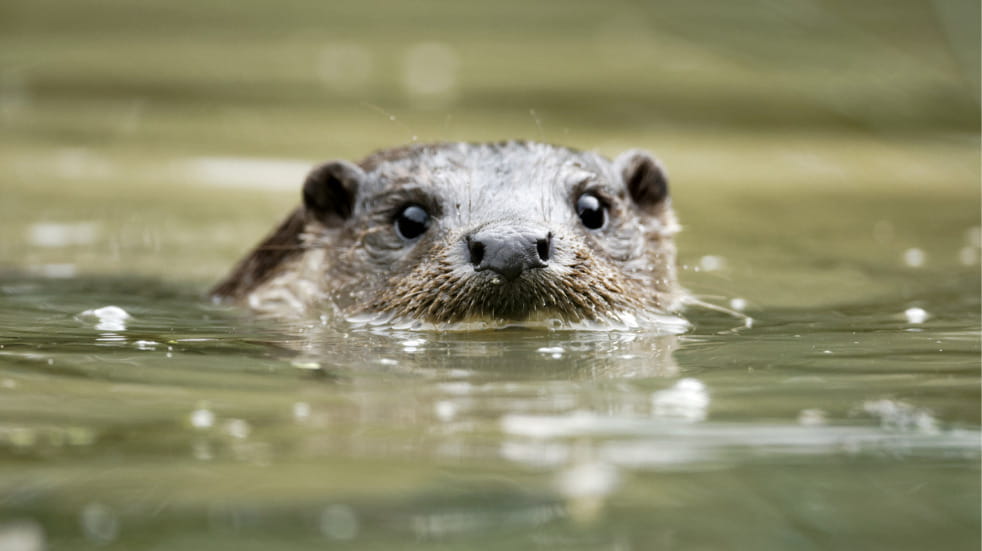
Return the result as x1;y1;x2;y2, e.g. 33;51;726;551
0;274;978;549
293;326;682;380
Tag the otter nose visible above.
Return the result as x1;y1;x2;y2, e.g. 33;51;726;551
467;227;551;281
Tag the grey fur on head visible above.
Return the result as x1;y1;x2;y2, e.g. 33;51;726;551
212;141;683;328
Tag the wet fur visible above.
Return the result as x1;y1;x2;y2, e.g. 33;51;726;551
212;141;682;326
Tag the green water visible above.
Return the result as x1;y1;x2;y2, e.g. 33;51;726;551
1;1;980;549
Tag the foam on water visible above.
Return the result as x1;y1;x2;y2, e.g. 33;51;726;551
78;306;131;332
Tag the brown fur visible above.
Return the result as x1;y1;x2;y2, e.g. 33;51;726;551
211;207;307;299
212;142;683;327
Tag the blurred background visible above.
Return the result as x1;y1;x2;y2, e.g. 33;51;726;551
1;0;978;308
0;3;980;550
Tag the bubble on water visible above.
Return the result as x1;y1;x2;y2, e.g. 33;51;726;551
903;307;928;324
377;358;399;366
293;402;311;421
862;399;938;434
402;42;459;102
319;505;359;541
317;43;373;91
798;409;827;426
902;248;925;267
698;255;725;271
651;378;709;422
0;519;44;551
133;340;158;350
958;246;978;266
27;222;100;248
729;298;747;311
79;502;118;544
190;408;215;429
79;306;130;331
434;400;457;422
223;419;250;439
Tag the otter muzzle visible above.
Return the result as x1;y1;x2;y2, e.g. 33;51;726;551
467;227;552;281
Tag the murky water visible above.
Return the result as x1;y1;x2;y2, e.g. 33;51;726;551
2;1;980;549
1;186;978;550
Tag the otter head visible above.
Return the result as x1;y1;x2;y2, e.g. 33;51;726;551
295;142;682;327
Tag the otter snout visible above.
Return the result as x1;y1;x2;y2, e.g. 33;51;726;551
466;226;552;281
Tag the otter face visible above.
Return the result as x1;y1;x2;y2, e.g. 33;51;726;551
296;142;682;327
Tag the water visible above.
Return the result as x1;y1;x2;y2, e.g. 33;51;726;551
0;194;978;549
1;1;980;549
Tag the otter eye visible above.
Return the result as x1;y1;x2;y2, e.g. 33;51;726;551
576;193;607;230
394;204;430;240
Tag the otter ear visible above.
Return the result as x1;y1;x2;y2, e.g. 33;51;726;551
302;160;365;227
614;150;669;213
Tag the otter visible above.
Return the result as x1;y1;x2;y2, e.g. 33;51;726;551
211;141;684;329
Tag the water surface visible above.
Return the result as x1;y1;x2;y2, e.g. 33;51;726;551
1;1;979;549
